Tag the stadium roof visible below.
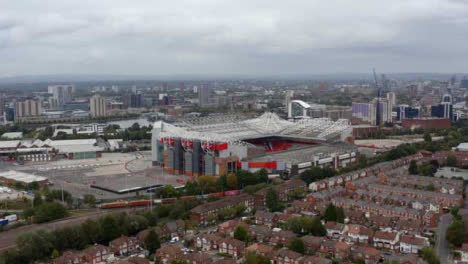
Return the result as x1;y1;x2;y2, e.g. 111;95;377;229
155;112;351;143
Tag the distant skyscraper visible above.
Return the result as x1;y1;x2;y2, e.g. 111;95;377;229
90;95;107;117
48;85;74;107
14;99;43;121
130;92;143;108
396;105;420;121
387;92;396;106
198;86;212;107
431;93;454;120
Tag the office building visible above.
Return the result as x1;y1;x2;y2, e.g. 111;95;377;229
198;86;212;107
90;95;107;117
14;99;43;121
431;93;454;120
352;94;393;126
130;92;143;108
396;105;420;121
48;85;74;107
387;92;396;106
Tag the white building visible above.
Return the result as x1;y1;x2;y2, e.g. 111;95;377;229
399;235;428;254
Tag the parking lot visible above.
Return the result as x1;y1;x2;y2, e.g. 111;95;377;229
0;152;186;200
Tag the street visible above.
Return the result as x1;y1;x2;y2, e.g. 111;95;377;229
436;213;453;264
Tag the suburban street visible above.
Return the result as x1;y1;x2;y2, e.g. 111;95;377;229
436;213;453;264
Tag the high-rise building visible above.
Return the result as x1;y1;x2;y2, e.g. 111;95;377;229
90;95;107;117
130;92;143;108
14;99;43;121
396;105;420;121
48;85;74;107
352;94;393;126
432;93;454;120
387;92;396;106
198;86;212;107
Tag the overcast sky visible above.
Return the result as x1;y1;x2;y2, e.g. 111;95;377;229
1;0;467;77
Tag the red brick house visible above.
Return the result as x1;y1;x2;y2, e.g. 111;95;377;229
156;245;184;264
271;248;303;264
218;238;245;258
186;252;213;264
190;194;254;225
255;210;278;227
109;235;140;256
82;244;112;264
53;251;84;264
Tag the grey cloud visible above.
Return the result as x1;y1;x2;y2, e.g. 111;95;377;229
0;0;468;77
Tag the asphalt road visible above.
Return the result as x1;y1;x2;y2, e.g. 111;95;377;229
436;213;453;264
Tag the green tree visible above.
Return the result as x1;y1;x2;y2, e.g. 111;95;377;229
33;192;43;207
288;238;305;254
83;194;96;206
198;175;218;194
336;207;345;224
234;225;249;242
408;160;418;175
51;249;60;259
310;217;326;236
99;215;121;243
446;219;465;247
421;247;441;264
424;132;432;143
226;173;238;190
246;252;271;264
323;204;337;222
265;188;282;212
145;229;160;254
446;154;457;167
33;202;68;223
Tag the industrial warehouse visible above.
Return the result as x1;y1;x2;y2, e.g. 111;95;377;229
151;112;358;177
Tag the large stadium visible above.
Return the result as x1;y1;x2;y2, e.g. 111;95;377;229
152;113;358;178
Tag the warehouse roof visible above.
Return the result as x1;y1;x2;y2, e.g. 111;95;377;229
0;140;21;149
0;170;47;183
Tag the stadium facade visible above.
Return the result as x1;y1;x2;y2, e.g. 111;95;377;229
152;113;358;178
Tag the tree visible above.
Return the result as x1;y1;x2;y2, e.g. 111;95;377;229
336;207;345;224
451;206;460;218
265;188;282;212
323;204;337;222
198;175;218;194
33;192;43;207
234;225;249;242
246;252;271;264
424;132;432;143
83;194;96;206
288;238;305;254
446;154;457;167
421;247;441;264
226;173;238;190
446;219;465;247
33;202;68;223
310;217;326;236
145;229;160;253
408;160;418;175
99;215;121;243
51;249;60;259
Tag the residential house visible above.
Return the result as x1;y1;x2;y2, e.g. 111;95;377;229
301;235;324;253
272;248;303;264
399;235;428;254
164;220;186;238
196;234;223;251
248;225;271;243
190;194;254;225
245;243;274;258
373;231;400;250
156;245;184;264
255;210;278;227
186;252;213;264
218;219;247;236
127;256;150;264
319;240;351;259
456;243;468;263
109;235;140;256
325;221;347;239
351;246;382;264
82;245;112;264
53;251;84;264
218;238;245;258
299;256;332;264
346;224;373;244
269;230;297;246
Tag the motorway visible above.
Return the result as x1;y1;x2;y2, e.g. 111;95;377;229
0;207;145;252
